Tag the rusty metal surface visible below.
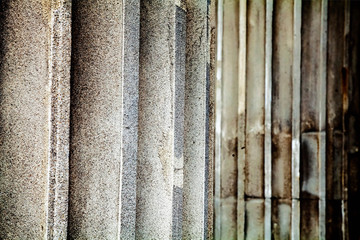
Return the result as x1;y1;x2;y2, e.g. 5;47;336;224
215;0;360;239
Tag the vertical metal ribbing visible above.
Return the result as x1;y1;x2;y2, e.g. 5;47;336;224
342;1;350;239
238;0;247;239
319;1;328;239
220;0;239;239
214;0;223;239
46;1;72;239
135;1;175;239
264;1;273;239
291;0;301;238
182;0;208;238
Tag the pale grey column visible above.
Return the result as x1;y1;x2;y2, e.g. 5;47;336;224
119;1;140;239
182;0;209;239
0;1;52;238
136;1;175;239
46;1;72;239
173;2;186;240
68;1;123;238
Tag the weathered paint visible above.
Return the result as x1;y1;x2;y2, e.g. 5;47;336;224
219;0;239;238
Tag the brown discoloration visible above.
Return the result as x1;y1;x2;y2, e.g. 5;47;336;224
348;2;360;239
326;200;343;240
300;200;319;240
272;132;292;198
342;67;349;114
271;199;291;240
221;137;238;198
271;0;294;200
301;0;322;132
245;0;265;199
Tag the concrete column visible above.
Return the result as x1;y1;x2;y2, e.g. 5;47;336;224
46;1;72;239
136;1;175;239
119;1;140;239
68;1;124;238
182;0;209;239
0;1;70;238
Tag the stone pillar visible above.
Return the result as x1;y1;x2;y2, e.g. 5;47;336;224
182;0;209;239
136;1;175;239
68;1;124;238
0;1;71;239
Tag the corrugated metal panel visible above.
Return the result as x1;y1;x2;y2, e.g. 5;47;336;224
215;0;360;239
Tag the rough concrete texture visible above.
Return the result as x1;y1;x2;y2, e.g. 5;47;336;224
182;1;209;239
68;1;123;238
120;0;140;239
46;1;72;239
173;5;186;240
0;1;50;238
136;0;175;239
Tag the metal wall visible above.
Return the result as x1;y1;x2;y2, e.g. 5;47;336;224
215;0;360;239
0;0;215;239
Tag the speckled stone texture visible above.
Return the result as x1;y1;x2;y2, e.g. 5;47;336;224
173;5;186;240
0;0;214;239
68;1;123;238
182;1;209;239
0;1;50;238
46;1;72;239
120;0;140;239
136;0;175;239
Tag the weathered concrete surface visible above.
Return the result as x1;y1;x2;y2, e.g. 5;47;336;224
0;1;50;238
173;5;186;240
46;1;72;239
136;1;175;239
182;0;209;239
120;1;140;239
68;1;123;238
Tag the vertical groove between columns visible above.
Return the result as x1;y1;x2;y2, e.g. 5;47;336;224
45;1;71;239
264;1;273;239
117;1;126;238
291;0;301;238
319;0;328;239
215;0;223;239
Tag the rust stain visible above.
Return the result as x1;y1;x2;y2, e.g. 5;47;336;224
342;67;349;114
